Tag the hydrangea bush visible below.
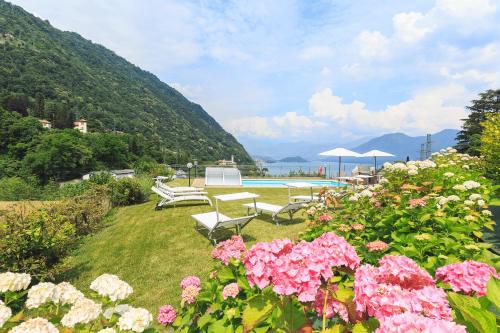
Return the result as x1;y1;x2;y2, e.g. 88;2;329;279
302;148;497;273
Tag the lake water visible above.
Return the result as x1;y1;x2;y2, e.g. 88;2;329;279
260;161;373;177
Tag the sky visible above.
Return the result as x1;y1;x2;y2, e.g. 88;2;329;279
10;0;500;144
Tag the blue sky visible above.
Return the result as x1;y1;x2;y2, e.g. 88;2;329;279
11;0;500;143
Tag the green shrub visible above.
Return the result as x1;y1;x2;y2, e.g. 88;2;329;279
89;171;115;185
0;177;40;200
108;178;146;206
134;159;172;178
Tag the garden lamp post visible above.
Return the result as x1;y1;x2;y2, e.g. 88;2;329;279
187;162;193;186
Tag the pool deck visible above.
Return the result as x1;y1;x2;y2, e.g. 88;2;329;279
191;177;349;188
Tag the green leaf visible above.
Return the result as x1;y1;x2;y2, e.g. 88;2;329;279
459;305;497;333
486;277;500;310
218;266;236;283
275;297;307;332
242;294;276;331
352;322;369;333
197;312;212;328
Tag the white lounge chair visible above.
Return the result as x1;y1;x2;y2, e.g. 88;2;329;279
156;183;207;196
243;201;307;224
154;179;204;193
151;186;212;210
285;182;318;203
192;192;259;244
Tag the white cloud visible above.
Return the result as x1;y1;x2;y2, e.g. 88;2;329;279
272;112;326;133
435;0;496;18
309;85;470;135
224;116;277;138
299;46;334;60
393;12;433;43
440;68;500;87
320;66;332;76
356;30;390;59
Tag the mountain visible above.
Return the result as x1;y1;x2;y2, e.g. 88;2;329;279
278;156;308;163
0;1;251;163
352;129;459;161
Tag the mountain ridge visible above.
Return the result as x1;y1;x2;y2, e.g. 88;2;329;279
0;0;252;163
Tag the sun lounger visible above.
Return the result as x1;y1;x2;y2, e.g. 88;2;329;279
151;186;212;209
290;194;320;202
155;179;204;193
243;201;307;224
156;183;207;196
192;192;259;244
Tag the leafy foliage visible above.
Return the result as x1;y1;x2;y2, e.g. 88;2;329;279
0;1;252;164
456;89;500;156
480;112;500;183
108;178;147;207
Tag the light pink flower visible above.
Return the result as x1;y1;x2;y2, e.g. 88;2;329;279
157;305;176;325
222;283;239;299
211;235;246;265
408;198;427;207
181;285;200;304
351;223;365;231
366;241;389;252
313;288;349;322
318;214;332;222
180;276;200;290
435;260;499;296
376;313;466;333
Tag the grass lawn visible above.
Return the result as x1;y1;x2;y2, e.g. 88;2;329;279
61;180;314;312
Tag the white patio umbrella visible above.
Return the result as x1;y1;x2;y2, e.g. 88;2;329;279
361;149;394;170
319;148;361;177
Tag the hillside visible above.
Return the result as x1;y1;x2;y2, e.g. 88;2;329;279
278;156;308;163
353;129;459;160
0;1;251;163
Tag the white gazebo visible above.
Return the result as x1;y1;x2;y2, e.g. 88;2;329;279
361;149;394;170
319;148;361;177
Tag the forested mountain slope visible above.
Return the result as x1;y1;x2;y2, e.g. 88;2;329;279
0;0;252;163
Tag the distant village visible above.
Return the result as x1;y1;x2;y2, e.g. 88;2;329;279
39;118;88;133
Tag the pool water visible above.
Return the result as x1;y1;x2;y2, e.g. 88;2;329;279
241;179;345;187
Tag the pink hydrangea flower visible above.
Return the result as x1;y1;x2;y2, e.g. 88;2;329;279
366;241;389;252
157;305;176;325
351;223;365;231
376;313;466;333
211;235;246;265
435;260;499;296
313;288;349;322
354;255;451;320
180;276;200;290
318;214;332;222
181;285;200;304
408;198;427;207
222;283;240;299
244;233;359;302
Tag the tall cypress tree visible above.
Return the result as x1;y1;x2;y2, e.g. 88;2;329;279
456;89;500;156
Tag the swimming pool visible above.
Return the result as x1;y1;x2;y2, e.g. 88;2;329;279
241;179;345;187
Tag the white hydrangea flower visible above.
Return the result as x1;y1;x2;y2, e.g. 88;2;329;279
392;162;408;171
438;163;448;168
379;178;389;184
462;164;470;170
464;200;474;206
383;162;393;170
61;298;102;328
9;318;58;333
103;304;132;319
359;189;373;198
447;195;460;202
446;147;457;153
463;180;480;189
0;272;31;292
118;307;152;333
53;282;84;305
453;185;466;191
482;210;492;216
90;274;133;301
348;194;359;202
477;199;485;207
443;172;454;178
0;300;12;328
461;156;470;161
449;161;456;165
415;160;436;169
26;282;56;309
408;169;418;176
464;215;475;221
469;194;482;201
437;196;449;206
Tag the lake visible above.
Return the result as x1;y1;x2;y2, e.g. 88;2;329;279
259;161;373;177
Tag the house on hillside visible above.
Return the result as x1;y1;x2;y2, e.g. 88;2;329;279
73;118;87;133
39;119;52;129
217;155;237;166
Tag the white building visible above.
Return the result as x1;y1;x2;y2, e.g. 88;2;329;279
39;119;52;129
73;118;88;133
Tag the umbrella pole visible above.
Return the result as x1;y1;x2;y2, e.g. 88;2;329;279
338;156;341;177
374;156;377;170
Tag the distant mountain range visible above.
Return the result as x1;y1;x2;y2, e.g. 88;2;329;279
243;129;459;162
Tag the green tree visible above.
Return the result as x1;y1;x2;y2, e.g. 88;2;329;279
86;132;131;169
2;93;29;116
33;92;45;118
480;113;500;183
456;89;500;155
23;129;92;183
